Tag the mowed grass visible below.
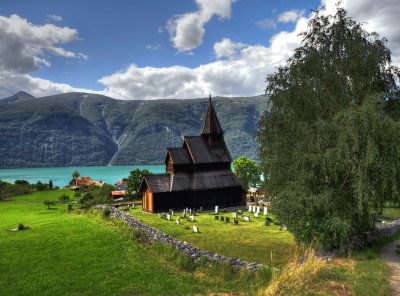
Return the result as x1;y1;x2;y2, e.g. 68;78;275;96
129;206;296;268
0;193;269;296
9;189;74;203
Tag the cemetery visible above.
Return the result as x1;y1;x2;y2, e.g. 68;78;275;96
125;204;295;268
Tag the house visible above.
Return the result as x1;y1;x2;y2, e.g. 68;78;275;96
139;96;245;213
111;190;126;199
68;176;95;187
114;180;127;190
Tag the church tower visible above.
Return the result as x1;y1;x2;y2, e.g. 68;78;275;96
201;95;225;148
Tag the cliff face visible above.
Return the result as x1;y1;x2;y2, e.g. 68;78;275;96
0;92;269;168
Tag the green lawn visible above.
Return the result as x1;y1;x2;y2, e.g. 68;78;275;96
9;189;75;203
0;192;270;295
129;206;296;268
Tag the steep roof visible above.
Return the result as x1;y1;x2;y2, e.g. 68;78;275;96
139;174;170;193
184;136;231;163
201;96;224;135
140;170;242;193
165;147;192;164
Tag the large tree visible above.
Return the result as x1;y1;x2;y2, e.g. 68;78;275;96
233;156;262;192
258;7;400;251
126;169;151;198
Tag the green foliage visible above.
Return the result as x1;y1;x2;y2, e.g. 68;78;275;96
233;156;262;191
176;254;196;272
126;169;151;198
58;194;70;203
258;8;400;251
35;181;47;191
43;200;56;209
48;180;53;189
72;170;80;179
0;180;32;197
102;207;111;218
79;184;115;209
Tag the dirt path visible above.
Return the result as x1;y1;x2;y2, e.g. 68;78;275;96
381;240;400;295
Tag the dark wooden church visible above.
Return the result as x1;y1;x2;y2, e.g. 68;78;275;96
139;96;245;213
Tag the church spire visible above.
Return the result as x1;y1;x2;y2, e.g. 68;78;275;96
201;95;223;136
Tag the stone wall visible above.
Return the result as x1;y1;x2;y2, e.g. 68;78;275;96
96;205;267;272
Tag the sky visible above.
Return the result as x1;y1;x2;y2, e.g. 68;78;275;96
0;0;399;100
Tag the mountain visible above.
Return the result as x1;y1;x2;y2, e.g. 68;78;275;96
0;92;269;168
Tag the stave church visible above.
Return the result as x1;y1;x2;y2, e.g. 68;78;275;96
139;96;245;213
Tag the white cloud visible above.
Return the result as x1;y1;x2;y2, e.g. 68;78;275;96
277;9;305;23
213;38;245;59
256;19;277;30
0;14;86;74
146;44;161;50
167;0;234;52
46;14;63;22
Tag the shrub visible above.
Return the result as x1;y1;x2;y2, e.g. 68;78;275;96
43;200;56;209
266;217;273;222
59;194;70;203
176;255;195;272
102;207;111;218
67;203;73;213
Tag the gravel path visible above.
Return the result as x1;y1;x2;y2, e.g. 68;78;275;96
380;240;400;295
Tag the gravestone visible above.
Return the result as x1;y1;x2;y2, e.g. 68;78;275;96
234;219;239;225
132;203;135;209
171;210;174;216
256;207;260;213
176;218;180;225
243;215;250;222
166;214;171;221
254;212;259;218
158;213;163;218
281;225;288;231
248;205;252;212
215;205;219;214
199;206;203;212
265;220;270;226
193;226;199;233
232;213;237;219
264;207;268;216
220;216;225;222
189;215;195;222
214;215;219;220
226;217;230;223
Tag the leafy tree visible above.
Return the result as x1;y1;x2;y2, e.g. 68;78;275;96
72;170;80;179
49;180;53;189
126;169;151;198
59;194;70;203
233;156;262;192
43;200;56;209
35;181;47;191
258;7;400;251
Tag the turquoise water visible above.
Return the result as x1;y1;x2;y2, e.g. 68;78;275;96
0;165;165;187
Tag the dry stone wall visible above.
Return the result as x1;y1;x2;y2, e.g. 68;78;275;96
96;205;267;272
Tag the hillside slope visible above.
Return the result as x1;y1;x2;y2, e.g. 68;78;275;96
0;92;269;168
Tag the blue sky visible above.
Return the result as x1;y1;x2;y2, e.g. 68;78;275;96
0;0;399;100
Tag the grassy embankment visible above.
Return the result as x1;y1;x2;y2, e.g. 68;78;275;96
0;191;271;295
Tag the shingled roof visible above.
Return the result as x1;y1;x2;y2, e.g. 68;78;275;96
165;147;192;164
139;174;170;193
201;96;224;135
183;136;231;163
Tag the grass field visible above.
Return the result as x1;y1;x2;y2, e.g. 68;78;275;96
129;207;296;268
0;191;271;295
1;190;400;295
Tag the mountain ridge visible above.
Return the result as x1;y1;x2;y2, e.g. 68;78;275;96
0;92;269;168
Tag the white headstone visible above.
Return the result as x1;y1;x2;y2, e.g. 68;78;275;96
193;226;199;233
254;212;259;218
264;207;268;215
256;206;260;213
176;218;180;225
282;225;287;231
190;215;195;222
243;216;250;222
166;214;171;221
132;203;135;208
189;209;192;214
171;210;174;216
248;205;252;212
232;213;237;219
215;205;219;214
